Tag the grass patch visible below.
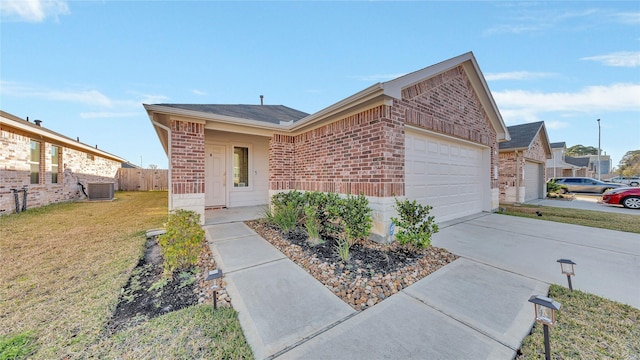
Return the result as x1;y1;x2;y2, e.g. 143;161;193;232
91;305;253;359
518;284;640;359
0;191;253;359
0;331;37;360
500;204;640;234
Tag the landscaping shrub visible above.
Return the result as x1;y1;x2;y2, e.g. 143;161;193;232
340;194;373;245
391;198;439;249
158;210;205;277
547;180;568;195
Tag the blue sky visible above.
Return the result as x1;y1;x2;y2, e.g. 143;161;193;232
1;1;639;169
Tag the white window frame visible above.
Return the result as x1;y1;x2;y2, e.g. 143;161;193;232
231;144;252;191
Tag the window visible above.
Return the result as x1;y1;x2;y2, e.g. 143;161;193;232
30;140;41;184
51;145;60;184
233;146;249;187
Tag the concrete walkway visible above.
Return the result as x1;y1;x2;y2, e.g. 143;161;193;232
205;220;550;359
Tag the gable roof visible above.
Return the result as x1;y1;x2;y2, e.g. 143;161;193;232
499;121;552;158
0;110;126;163
145;51;511;152
565;155;590;167
550;142;566;149
155;104;309;125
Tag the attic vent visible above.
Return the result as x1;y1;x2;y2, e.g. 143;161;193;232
87;183;114;200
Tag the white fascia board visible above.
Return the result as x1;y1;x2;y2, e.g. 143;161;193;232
0;115;126;162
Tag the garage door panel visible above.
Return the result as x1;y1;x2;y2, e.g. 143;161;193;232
525;161;541;201
406;130;487;223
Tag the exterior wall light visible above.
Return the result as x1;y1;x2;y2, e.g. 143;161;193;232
205;269;223;309
528;295;562;360
557;258;576;291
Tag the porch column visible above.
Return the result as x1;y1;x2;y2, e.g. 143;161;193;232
170;119;206;224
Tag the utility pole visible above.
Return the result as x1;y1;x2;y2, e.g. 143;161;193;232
597;119;601;180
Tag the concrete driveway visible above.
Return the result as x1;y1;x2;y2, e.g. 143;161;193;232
433;213;640;308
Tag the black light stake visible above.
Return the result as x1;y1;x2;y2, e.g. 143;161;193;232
557;259;576;291
205;269;223;309
528;295;562;360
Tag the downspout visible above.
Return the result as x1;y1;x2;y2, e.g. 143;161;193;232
152;119;172;211
515;150;521;203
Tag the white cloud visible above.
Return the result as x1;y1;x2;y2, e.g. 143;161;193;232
350;73;407;82
494;83;640;124
613;11;640;25
0;0;69;22
485;71;555;81
581;52;640;67
191;89;207;96
1;81;112;106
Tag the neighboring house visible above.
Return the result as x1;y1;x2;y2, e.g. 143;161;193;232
498;121;552;203
1;110;124;214
145;52;510;242
545;142;590;179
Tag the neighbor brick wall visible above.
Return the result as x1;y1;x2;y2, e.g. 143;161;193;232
498;151;523;200
170;120;205;195
395;65;499;189
0;126;121;214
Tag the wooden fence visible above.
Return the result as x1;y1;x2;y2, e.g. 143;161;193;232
117;168;168;191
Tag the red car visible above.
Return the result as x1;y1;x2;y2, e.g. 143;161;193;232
602;187;640;209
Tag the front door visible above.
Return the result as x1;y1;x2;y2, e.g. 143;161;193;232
205;144;226;207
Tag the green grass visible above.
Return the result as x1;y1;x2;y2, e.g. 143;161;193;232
0;332;37;360
500;204;640;234
0;191;253;359
518;285;640;359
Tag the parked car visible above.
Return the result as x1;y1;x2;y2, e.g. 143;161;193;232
602;187;640;209
547;177;626;194
605;176;640;187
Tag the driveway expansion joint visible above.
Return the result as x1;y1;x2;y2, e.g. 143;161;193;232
217;257;287;275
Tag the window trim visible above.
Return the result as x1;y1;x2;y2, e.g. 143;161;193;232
29;140;41;185
51;145;61;184
232;144;252;191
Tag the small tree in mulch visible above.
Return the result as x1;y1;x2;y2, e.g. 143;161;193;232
158;210;205;278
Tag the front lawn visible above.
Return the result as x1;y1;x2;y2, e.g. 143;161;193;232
518;284;640;359
500;204;640;234
0;191;252;359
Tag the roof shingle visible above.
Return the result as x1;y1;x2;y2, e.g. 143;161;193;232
499;121;545;150
156;104;309;124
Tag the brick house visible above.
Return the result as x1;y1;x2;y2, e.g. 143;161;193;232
545;142;591;180
1;110;124;214
498;121;552;203
145;52;510;241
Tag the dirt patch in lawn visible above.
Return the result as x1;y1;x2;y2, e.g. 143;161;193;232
246;220;457;310
107;240;228;333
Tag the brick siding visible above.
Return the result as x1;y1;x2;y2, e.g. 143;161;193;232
170;120;205;194
499;130;548;202
268;65;499;197
1;126;121;214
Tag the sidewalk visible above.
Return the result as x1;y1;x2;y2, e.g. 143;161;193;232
205;221;547;359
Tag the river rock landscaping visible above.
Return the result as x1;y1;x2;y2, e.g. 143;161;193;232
246;220;457;310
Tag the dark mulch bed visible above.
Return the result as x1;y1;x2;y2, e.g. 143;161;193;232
246;220;458;310
107;239;223;333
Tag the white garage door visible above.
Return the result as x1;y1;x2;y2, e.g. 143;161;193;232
405;130;488;223
525;161;542;201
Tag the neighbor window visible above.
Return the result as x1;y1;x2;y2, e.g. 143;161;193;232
51;145;60;184
30;140;41;184
233;146;249;187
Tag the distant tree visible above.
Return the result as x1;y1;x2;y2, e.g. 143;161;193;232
566;144;598;156
148;164;158;169
618;150;640;176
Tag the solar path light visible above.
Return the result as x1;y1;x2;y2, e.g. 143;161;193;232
528;295;562;360
557;259;576;291
205;269;223;309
